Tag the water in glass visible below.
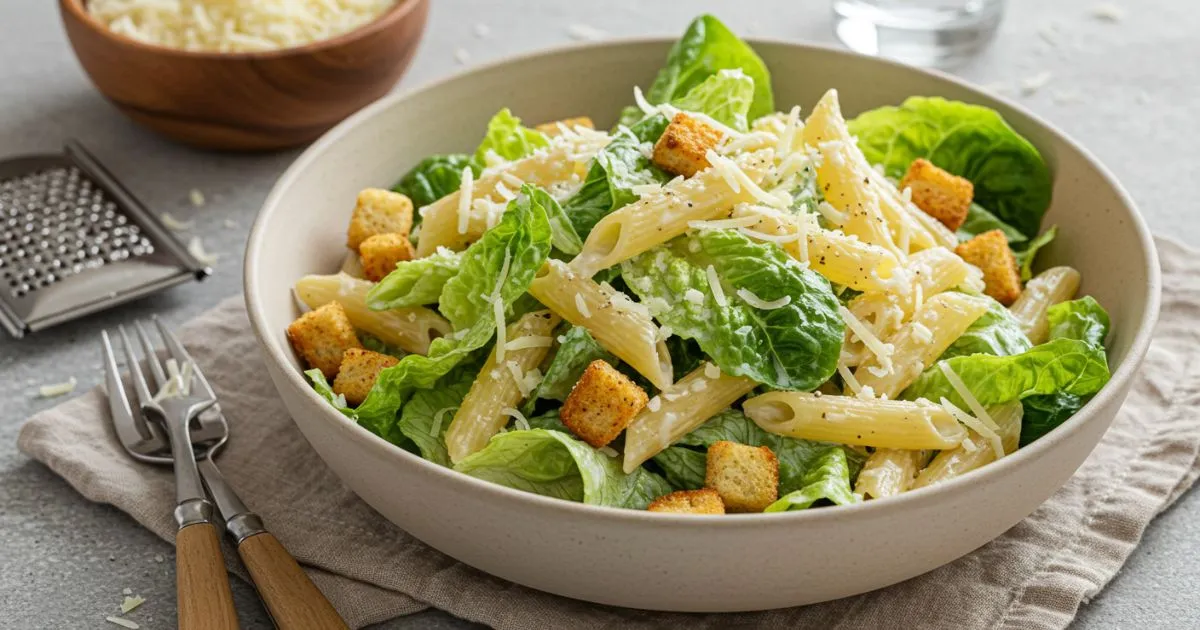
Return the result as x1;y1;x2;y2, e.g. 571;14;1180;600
832;0;1005;68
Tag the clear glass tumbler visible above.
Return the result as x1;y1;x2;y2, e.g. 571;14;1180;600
832;0;1005;68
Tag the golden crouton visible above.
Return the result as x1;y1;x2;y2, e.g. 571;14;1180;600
333;348;399;405
359;233;415;282
535;116;595;137
956;229;1022;306
286;302;362;378
705;441;779;513
900;158;974;231
347;188;414;252
560;360;648;448
647;488;726;515
652;112;723;177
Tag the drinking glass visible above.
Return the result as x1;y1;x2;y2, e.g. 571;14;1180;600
832;0;1005;68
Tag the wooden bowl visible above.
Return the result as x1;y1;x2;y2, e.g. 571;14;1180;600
59;0;429;151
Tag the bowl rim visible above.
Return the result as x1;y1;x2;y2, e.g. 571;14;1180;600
245;36;1162;527
60;0;426;60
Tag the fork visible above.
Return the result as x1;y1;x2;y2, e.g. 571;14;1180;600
103;319;348;630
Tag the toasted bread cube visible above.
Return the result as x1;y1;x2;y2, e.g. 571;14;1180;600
705;441;779;513
359;233;415;282
900;158;974;231
560;360;648;448
647;488;726;515
347;188;414;252
652;112;723;177
333;348;399;405
535;116;595;137
956;229;1022;305
286;302;362;378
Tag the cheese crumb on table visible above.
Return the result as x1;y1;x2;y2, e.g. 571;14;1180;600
188;188;205;207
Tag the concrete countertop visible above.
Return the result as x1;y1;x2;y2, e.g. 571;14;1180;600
2;0;1196;627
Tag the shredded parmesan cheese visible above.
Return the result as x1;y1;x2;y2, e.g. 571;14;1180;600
574;294;592;318
598;445;619;458
705;265;727;307
838;364;862;395
839;305;893;370
647;396;662;412
187;236;220;266
120;595;146;614
736;288;791;310
504;336;553;352
457;167;474;235
937;362;1004;458
88;0;400;53
188;188;205;207
502;407;530;431
940;397;1001;458
703;362;721;379
160;212;194;231
105;617;139;629
38;377;77;398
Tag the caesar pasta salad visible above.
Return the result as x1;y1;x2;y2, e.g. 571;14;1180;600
285;15;1111;514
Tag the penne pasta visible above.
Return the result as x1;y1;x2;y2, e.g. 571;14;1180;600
416;134;608;256
293;273;451;355
623;364;757;473
569;149;775;277
529;260;673;389
854;291;991;399
854;448;933;499
912;401;1023;488
744;391;968;449
445;311;560;464
1009;266;1082;344
339;251;366;278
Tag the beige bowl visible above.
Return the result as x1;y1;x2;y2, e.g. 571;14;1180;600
244;40;1160;611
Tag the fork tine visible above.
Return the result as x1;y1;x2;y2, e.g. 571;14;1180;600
134;320;168;391
118;325;156;408
101;330;152;443
154;316;216;400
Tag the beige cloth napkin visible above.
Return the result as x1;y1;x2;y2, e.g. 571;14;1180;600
18;236;1200;629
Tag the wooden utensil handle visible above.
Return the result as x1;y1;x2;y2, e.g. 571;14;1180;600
176;522;239;630
238;531;348;629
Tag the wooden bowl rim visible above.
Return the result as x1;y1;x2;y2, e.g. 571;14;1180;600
60;0;426;60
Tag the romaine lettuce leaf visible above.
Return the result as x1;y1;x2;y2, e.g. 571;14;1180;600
471;108;549;169
392;154;477;211
1047;296;1110;348
957;203;1028;244
352;186;553;441
529;186;582;255
562;114;671;238
764;446;859;512
652;409;866;495
365;248;461;310
528;326;616;404
940;296;1033;360
665;336;706;381
358;332;408;360
1019;296;1112;445
848;97;1052;238
1014;225;1057;281
396;359;480;466
454;429;671;509
671;68;756;131
642;15;773;124
305;369;355;418
622;230;844;391
902;338;1110;409
526;409;569;432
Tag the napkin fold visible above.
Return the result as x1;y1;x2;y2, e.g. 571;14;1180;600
18;236;1200;630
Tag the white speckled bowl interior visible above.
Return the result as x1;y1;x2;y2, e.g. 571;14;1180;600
244;39;1160;611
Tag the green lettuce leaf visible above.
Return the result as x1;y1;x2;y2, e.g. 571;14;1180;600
365;248;461;310
902;338;1110;409
652;409;867;495
671;68;756;131
665;336;706;381
1046;296;1110;348
641;15;773;124
957;203;1028;244
358;333;408;360
940;296;1033;360
454;429;671;509
622;230;844;391
764;447;859;512
395;360;479;466
526;409;570;432
352;186;553;441
528;326;616;404
530;186;582;255
562;114;671;238
304;369;355;418
1020;296;1112;445
1014;225;1058;281
471;108;549;168
392;154;477;211
848;97;1052;238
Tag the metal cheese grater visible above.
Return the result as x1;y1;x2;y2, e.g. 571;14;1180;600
0;141;209;338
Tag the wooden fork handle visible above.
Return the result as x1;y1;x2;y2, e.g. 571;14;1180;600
238;531;349;629
176;522;239;630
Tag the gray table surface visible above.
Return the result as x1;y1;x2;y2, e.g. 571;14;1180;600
2;0;1197;627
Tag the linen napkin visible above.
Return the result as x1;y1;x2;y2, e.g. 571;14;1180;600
18;236;1200;630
